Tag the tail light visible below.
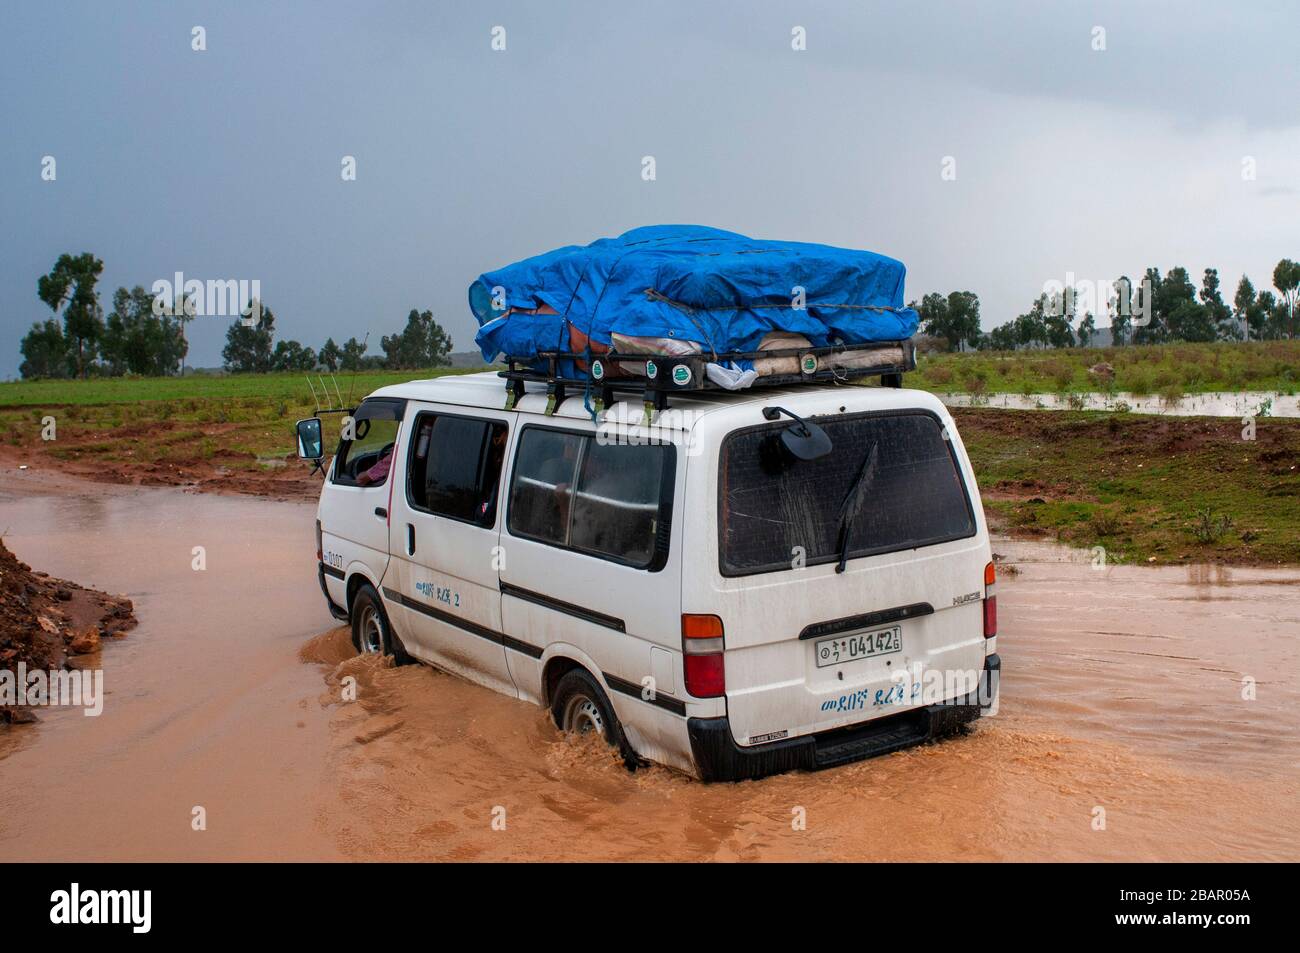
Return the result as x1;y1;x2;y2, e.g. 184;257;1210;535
316;519;323;562
983;561;997;638
682;614;725;698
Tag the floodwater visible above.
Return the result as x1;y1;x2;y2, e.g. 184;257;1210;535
941;390;1296;417
2;472;1298;861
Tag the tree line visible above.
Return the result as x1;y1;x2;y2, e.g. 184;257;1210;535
17;252;455;379
913;259;1299;351
221;306;452;374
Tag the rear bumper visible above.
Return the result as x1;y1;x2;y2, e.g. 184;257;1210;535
688;653;1000;782
318;562;350;621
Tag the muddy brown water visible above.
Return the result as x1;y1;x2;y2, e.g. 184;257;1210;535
2;470;1298;861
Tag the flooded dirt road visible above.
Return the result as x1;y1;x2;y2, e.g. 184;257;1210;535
2;472;1298;861
0;471;341;860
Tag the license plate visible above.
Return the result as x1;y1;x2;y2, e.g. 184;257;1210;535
814;626;902;668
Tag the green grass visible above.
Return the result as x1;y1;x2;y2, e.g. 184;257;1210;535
0;366;483;408
0;366;488;470
910;339;1300;396
955;409;1300;565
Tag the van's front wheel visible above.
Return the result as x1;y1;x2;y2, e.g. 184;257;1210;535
551;668;637;769
350;584;412;665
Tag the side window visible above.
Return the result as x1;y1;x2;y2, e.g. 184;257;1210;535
407;414;508;526
333;399;405;487
570;440;669;566
507;429;583;545
508;428;675;570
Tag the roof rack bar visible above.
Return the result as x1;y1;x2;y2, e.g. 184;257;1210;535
497;339;914;413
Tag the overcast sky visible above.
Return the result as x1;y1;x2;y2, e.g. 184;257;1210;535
2;0;1297;378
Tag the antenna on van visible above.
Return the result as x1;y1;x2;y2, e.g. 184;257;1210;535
296;341;364;475
301;370;354;477
343;332;369;410
304;374;352;417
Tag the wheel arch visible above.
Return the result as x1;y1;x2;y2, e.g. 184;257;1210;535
344;565;381;614
538;643;614;709
541;653;588;708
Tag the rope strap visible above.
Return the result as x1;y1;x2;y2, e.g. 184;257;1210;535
644;288;909;314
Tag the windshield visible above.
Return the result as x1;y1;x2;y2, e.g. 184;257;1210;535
332;398;406;487
718;411;975;576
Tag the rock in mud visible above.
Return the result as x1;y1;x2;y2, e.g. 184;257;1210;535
1;539;137;723
68;626;101;655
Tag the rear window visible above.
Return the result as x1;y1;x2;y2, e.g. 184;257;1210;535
506;429;582;545
508;427;675;570
570;440;667;565
719;411;975;576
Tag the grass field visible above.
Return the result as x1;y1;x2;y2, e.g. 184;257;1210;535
0;366;483;408
3;345;1298;563
910;339;1300;399
0;367;483;489
954;408;1300;565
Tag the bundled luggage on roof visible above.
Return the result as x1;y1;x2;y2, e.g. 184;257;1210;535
468;225;919;413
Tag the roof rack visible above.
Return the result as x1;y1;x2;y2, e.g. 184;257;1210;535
498;339;915;417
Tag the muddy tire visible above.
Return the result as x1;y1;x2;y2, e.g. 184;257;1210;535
350;584;413;665
550;668;637;769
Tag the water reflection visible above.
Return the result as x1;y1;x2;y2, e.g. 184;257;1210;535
941;390;1296;417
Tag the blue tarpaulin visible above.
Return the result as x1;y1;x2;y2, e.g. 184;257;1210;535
470;225;918;364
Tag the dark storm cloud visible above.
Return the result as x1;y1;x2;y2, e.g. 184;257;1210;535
1;1;1296;378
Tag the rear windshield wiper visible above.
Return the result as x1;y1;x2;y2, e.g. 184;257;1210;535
834;440;879;574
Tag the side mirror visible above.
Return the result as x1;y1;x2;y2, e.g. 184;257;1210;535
295;417;324;460
761;406;833;461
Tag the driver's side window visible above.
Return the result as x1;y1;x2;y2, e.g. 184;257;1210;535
332;400;404;487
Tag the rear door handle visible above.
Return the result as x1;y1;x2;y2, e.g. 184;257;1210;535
374;507;387;519
407;524;415;556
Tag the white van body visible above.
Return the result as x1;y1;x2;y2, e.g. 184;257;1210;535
314;371;999;781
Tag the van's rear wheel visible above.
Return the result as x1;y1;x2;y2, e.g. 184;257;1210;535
551;668;637;769
355;600;384;654
350;584;412;665
562;693;606;736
